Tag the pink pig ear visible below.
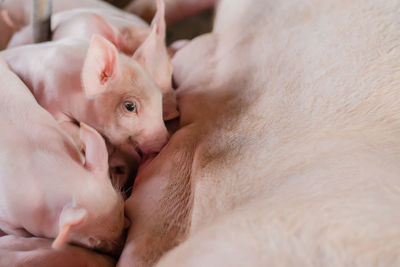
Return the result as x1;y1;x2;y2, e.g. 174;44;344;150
133;0;173;91
150;0;166;39
52;206;87;249
81;35;120;97
79;123;108;176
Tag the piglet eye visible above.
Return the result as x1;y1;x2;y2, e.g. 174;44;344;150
124;101;137;113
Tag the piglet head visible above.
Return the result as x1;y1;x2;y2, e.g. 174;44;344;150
52;123;125;255
81;35;169;162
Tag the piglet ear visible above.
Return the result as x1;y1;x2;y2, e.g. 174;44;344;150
150;0;166;40
52;206;87;249
79;123;108;176
133;0;173;92
81;35;120;97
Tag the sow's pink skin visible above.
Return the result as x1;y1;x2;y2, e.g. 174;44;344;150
118;0;400;266
0;56;125;255
6;0;179;121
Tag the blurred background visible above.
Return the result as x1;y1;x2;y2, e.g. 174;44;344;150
103;0;131;8
102;0;213;44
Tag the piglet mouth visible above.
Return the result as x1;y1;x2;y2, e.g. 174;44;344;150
134;146;143;161
128;143;143;163
132;145;158;165
126;137;142;162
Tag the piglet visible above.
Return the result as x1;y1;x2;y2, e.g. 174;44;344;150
0;56;125;255
7;0;179;121
2;33;168;163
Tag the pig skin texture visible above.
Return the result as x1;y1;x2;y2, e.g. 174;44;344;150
0;56;125;255
118;0;400;266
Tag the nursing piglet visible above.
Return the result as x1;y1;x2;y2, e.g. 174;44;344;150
2;33;169;169
0;56;125;254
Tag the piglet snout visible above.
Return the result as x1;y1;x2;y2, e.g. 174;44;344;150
139;130;169;158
